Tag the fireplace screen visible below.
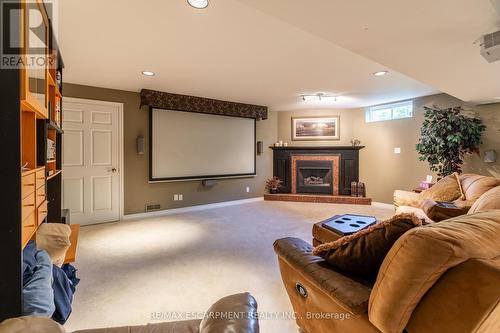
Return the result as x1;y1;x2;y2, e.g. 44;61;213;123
301;168;331;186
296;160;333;194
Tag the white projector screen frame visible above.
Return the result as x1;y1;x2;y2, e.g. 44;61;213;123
149;108;256;182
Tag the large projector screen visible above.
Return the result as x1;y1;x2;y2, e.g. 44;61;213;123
150;108;256;181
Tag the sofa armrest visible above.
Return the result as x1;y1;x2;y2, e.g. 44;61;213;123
394;190;422;209
273;237;372;314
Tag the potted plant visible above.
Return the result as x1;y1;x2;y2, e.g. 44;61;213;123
266;176;283;194
416;106;486;177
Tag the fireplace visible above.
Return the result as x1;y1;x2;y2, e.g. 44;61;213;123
296;160;333;194
290;155;340;195
268;146;368;203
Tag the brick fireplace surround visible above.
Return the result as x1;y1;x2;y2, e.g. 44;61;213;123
291;155;340;195
265;146;371;205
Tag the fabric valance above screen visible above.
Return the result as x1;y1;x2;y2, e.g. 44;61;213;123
140;89;268;120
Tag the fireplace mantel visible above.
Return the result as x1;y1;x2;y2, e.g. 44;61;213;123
269;146;365;151
270;146;364;195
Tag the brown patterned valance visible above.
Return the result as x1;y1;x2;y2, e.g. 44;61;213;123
140;89;268;120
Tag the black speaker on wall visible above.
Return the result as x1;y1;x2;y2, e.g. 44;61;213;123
137;135;145;155
257;141;263;155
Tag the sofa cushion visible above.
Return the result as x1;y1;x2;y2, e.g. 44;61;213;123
313;214;422;283
368;210;500;333
0;317;65;333
200;293;259;333
469;186;500;214
459;174;500;201
421;173;463;202
406;257;500;333
36;223;71;267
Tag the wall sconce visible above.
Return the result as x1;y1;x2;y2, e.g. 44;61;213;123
484;150;497;163
137;135;145;155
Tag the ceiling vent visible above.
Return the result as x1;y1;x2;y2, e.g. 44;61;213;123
480;30;500;63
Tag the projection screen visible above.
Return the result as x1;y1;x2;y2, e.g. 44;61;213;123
150;108;256;181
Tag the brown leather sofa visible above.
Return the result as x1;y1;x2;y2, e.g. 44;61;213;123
0;293;259;333
394;174;500;222
274;210;500;333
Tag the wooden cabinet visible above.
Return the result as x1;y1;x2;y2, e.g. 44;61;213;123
3;1;75;321
21;192;35;222
21;172;35;199
21;166;45;245
37;200;48;226
36;185;46;207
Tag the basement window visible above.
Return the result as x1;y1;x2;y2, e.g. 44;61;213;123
365;100;413;123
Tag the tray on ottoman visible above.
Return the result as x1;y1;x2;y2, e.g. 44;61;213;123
321;214;377;236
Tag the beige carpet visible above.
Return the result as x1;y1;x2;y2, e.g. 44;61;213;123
64;200;393;333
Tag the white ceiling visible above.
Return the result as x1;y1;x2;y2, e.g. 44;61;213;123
239;0;500;104
58;0;498;111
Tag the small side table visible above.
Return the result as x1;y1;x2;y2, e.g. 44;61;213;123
312;218;342;246
413;182;435;193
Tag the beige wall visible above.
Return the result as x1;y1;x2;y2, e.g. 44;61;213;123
352;94;466;203
277;94;499;204
64;83;497;210
462;102;500;179
63;83;277;215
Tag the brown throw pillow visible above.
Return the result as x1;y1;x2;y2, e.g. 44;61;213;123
313;213;422;283
421;199;469;222
421;173;463;202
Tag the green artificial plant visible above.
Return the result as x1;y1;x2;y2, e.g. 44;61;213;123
416;106;486;177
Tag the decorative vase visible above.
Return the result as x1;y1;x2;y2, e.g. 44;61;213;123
270;188;278;194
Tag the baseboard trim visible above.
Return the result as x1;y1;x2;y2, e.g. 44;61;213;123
123;197;264;220
372;201;395;209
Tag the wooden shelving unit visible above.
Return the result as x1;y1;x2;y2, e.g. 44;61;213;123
0;0;78;321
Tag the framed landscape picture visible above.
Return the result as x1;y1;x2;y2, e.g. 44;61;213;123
292;116;340;141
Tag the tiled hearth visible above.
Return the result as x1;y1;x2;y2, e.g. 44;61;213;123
263;193;371;205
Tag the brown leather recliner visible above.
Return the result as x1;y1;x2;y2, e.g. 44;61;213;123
0;293;259;333
394;174;500;222
274;210;500;333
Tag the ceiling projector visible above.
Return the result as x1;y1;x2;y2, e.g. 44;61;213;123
480;1;500;62
480;30;500;63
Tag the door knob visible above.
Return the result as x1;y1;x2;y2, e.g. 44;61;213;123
110;168;117;173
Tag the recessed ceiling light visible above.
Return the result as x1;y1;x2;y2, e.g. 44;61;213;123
373;70;389;77
187;0;209;9
142;71;155;76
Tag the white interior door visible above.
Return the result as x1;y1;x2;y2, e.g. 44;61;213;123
62;98;123;225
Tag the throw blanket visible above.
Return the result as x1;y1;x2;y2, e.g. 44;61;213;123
52;265;73;324
22;241;80;324
22;244;55;317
